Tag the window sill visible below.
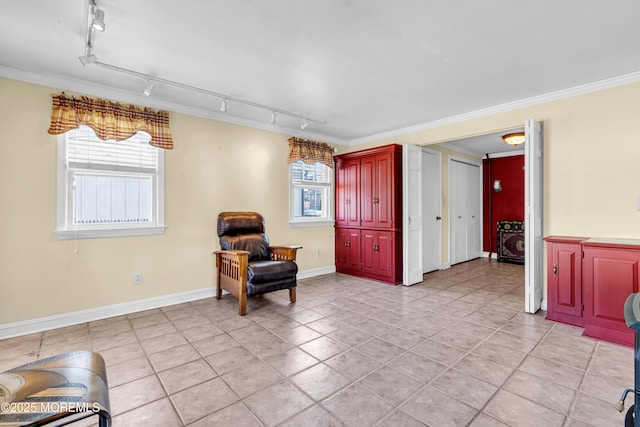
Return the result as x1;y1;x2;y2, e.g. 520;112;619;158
55;225;167;240
288;220;335;228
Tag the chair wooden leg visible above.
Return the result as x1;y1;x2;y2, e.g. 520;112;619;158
289;288;296;303
238;292;247;316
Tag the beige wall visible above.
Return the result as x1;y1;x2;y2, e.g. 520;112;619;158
0;78;335;325
3;76;640;326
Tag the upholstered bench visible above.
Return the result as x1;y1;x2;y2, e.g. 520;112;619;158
0;350;111;426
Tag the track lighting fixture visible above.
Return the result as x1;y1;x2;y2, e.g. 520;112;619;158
92;8;106;31
143;79;154;96
79;0;326;132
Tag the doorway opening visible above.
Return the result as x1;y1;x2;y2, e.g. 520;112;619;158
402;120;542;313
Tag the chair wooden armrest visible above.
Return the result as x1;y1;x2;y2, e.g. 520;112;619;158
214;250;250;314
269;245;302;261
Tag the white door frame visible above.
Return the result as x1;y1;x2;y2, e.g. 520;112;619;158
525;119;543;313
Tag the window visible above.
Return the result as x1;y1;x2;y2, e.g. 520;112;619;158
289;160;333;226
56;125;165;239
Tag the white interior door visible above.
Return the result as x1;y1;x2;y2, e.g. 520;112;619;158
422;149;442;273
525;119;543;313
467;162;482;260
450;158;482;265
403;144;423;286
449;159;467;265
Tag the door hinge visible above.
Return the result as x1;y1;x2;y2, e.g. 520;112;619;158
582;251;585;259
581;304;584;311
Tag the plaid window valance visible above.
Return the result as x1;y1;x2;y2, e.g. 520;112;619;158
47;93;174;149
288;137;333;169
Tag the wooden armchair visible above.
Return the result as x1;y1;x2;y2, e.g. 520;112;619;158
214;212;302;315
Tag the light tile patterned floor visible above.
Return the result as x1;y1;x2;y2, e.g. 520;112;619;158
0;259;635;426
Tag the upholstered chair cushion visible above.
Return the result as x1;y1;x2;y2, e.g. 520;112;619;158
217;211;265;235
246;260;298;296
248;260;298;284
217;212;271;261
219;233;270;261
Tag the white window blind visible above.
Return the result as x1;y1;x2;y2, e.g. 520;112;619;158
67;126;157;173
290;161;331;184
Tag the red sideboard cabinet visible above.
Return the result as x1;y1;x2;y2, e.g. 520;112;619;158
334;144;402;284
544;236;639;347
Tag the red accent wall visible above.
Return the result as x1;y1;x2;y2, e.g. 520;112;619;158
482;155;525;254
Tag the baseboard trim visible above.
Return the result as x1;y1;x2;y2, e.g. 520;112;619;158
482;252;498;260
541;299;548;312
298;265;336;279
0;266;336;340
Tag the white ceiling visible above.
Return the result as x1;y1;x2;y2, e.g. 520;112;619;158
439;129;525;159
1;1;640;149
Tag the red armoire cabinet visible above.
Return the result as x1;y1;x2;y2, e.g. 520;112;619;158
334;144;402;284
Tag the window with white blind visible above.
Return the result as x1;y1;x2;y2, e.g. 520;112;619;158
289;160;333;226
56;125;165;239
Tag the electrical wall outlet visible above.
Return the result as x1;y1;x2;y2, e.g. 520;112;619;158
134;272;143;285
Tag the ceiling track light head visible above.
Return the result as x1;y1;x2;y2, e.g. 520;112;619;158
143;79;154;96
300;118;309;130
220;98;227;113
270;111;276;124
92;8;106;31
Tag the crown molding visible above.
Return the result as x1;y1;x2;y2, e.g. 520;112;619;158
348;71;640;146
0;65;349;146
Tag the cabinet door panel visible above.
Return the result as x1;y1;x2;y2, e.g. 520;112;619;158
344;159;360;227
592;258;637;323
361;230;377;274
335;229;350;270
375;231;393;279
555;248;582;317
336;228;361;271
544;238;585;327
335;161;347;226
347;229;361;271
360;156;376;228
375;154;393;228
335;159;360;227
584;248;640;333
